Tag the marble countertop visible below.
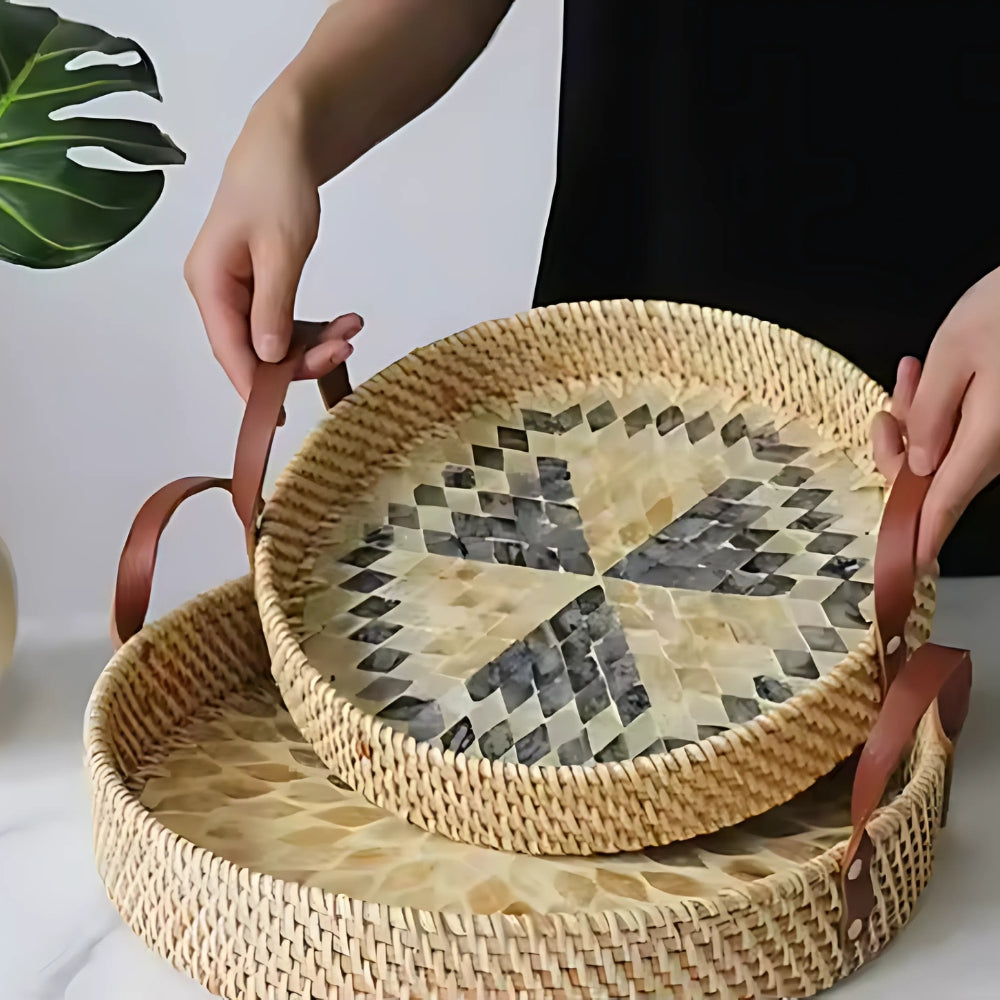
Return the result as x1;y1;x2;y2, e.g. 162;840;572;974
2;578;998;1000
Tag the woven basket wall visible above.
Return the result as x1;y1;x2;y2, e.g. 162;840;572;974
87;577;951;1000
255;299;933;855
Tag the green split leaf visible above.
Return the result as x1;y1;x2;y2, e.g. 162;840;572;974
0;2;185;268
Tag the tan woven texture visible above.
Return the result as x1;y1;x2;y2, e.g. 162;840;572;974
256;299;932;855
87;578;951;1000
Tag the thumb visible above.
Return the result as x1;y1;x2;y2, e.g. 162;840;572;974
249;238;308;363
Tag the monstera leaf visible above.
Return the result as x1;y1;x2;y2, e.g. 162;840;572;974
0;2;185;267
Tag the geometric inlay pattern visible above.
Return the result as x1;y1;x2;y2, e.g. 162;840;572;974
136;682;888;909
302;380;883;766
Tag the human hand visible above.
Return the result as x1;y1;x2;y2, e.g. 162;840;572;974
873;265;1000;568
184;95;362;400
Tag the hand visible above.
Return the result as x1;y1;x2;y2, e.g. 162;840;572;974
184;94;362;400
873;265;1000;567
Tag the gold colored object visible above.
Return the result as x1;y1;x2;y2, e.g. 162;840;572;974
87;577;952;999
256;300;933;854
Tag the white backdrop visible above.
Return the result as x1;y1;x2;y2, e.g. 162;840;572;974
0;0;562;641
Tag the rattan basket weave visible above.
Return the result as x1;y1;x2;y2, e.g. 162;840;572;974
253;300;933;855
88;576;965;1000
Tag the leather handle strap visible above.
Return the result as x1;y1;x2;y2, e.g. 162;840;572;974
872;460;933;691
110;356;352;649
839;641;972;947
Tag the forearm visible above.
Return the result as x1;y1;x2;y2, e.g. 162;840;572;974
260;0;513;184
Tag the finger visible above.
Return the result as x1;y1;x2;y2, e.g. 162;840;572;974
891;356;922;431
295;314;364;380
917;379;1000;566
906;333;972;476
187;260;256;400
872;410;906;483
249;239;309;363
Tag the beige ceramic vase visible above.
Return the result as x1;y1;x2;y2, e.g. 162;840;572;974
0;537;15;678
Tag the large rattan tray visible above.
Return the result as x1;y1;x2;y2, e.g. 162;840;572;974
254;300;934;854
89;574;968;999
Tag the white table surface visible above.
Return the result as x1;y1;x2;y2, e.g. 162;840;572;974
2;578;998;999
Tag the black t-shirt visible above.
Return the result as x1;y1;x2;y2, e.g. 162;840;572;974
535;1;1000;574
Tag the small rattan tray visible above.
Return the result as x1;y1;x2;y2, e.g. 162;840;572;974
254;300;934;854
88;575;968;1000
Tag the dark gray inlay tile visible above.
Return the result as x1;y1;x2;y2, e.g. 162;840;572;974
507;471;543;498
555;405;584;433
750;575;796;597
720;414;748;446
598;638;635;684
350;621;403;645
524;547;561;571
713;479;760;501
557;732;593;766
341;569;395;594
697;725;729;740
776;649;820;679
479;719;514;758
515;725;551;766
657;513;715;542
616;684;652;726
754;676;794;702
789;510;839;532
576;676;612;723
358;648;410;673
782;489;833;510
622;563;728;591
414;484;447;507
538;671;574;717
342;546;389;568
424;531;467;558
538;456;573;502
639;739;667;758
442;465;476;490
665;737;695;751
771;466;814;487
479;491;516;518
686;412;715;444
472;445;504;470
698;523;740;548
564;639;600;692
624;404;653;437
388;504;420;529
742;552;791;575
500;656;535;713
380;696;438;722
822;581;873;629
701;547;755;572
749;424;809;464
819;555;867;580
551;602;584;641
364;525;394;548
730;528;777;550
714;570;766;595
717;503;769;527
522;410;559;435
467;642;531;702
560;550;596;576
440;717;475;754
529;642;565;688
806;532;855;555
408;703;446;743
587;401;617;431
722;694;762;725
594;734;630;763
657;405;686;436
800;626;849;653
356;676;412;703
493;541;528;567
350;596;400;618
497;426;530;452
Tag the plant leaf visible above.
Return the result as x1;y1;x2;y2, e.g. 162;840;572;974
0;3;185;267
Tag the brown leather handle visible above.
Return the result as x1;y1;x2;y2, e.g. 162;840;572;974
839;641;972;950
110;356;352;649
872;459;933;691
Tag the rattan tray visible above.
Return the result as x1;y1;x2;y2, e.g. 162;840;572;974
89;574;969;999
253;301;936;854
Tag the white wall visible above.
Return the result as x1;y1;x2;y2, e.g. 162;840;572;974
0;0;562;641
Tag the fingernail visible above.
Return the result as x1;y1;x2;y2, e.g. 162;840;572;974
333;342;354;364
908;447;934;477
258;333;284;363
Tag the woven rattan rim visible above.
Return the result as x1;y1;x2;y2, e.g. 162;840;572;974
87;577;950;1000
256;300;933;855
